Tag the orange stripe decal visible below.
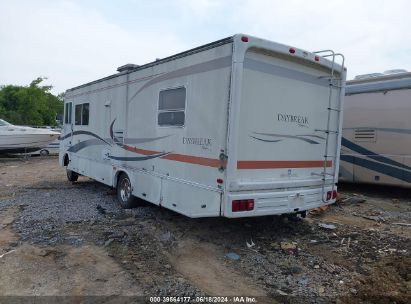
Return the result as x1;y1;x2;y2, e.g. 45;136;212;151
162;154;221;168
123;145;159;156
123;144;222;168
237;160;332;169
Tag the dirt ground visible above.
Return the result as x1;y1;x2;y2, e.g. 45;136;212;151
0;156;410;303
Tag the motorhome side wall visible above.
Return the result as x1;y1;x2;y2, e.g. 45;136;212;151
61;42;233;217
340;76;411;187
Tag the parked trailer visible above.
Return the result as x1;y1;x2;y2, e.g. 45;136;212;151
60;34;346;218
340;71;411;187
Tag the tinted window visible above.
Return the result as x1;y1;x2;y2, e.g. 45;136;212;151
82;103;89;125
75;104;82;125
158;112;185;126
158;87;186;127
64;102;72;124
75;103;90;126
159;87;186;110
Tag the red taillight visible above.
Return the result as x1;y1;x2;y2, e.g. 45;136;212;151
232;199;254;212
217;178;223;184
241;36;249;42
326;190;337;200
315;55;320;61
289;47;296;54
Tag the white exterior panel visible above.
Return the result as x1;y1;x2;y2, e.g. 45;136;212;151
60;34;345;218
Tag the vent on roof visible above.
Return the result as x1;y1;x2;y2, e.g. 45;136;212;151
354;73;384;80
117;64;139;73
383;69;408;75
354;129;376;142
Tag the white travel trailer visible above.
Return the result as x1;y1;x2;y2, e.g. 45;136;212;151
60;34;346;218
340;71;411;188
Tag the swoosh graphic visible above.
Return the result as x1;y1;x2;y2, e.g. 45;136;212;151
128;56;232;103
59;130;111;146
341;155;411;183
252;132;321;144
250;136;282;143
67;139;106;153
110;119;173;159
124;135;170;145
109;152;170;161
341;137;411;171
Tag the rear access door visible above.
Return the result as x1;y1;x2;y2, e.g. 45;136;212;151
228;45;343;193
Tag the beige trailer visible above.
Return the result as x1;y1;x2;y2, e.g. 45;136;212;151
340;71;411;187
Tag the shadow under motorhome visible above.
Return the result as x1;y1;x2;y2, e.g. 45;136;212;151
340;71;411;188
60;34;346;218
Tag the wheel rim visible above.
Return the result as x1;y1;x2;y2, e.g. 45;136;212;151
120;178;131;202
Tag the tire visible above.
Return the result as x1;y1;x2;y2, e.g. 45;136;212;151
39;149;49;157
117;173;135;209
66;169;79;182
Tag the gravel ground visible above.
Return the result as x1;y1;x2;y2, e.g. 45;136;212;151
0;157;410;303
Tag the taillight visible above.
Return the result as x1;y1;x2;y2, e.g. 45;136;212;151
314;55;320;62
326;190;337;200
289;47;296;54
232;199;254;212
241;36;249;42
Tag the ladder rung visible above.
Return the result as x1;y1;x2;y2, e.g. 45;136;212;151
319;76;343;81
315;129;339;134
311;172;335;177
311;173;324;177
327;107;341;112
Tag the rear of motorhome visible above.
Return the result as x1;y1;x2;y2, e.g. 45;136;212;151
60;34;346;218
340;71;411;188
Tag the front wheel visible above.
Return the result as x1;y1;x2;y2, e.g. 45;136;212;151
117;173;135;209
66;169;79;182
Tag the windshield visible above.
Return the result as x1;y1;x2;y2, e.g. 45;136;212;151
0;119;11;126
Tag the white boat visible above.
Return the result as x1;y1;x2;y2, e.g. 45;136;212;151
0;119;60;154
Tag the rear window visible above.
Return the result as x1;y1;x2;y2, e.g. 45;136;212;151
158;87;186;127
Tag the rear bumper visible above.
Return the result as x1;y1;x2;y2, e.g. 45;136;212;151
223;186;336;218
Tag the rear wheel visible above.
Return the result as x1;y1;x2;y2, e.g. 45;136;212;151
66;169;79;182
117;173;135;209
39;149;49;157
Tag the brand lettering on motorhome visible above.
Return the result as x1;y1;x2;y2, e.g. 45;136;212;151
277;113;309;128
183;137;212;149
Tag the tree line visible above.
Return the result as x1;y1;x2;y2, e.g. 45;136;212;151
0;77;63;126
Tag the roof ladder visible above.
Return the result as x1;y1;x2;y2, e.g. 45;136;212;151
312;50;345;203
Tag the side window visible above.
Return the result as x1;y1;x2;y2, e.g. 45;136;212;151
82;103;89;125
158;87;186;127
75;103;90;126
64;102;72;124
75;104;82;125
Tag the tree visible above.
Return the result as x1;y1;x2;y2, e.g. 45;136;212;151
0;77;63;126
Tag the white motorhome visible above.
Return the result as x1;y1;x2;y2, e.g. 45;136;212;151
340;71;411;188
60;34;346;218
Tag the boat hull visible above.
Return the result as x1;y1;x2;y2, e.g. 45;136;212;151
0;133;60;154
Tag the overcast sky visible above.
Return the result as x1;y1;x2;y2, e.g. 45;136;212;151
1;0;410;94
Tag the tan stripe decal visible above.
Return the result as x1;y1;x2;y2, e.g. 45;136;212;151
237;160;332;169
